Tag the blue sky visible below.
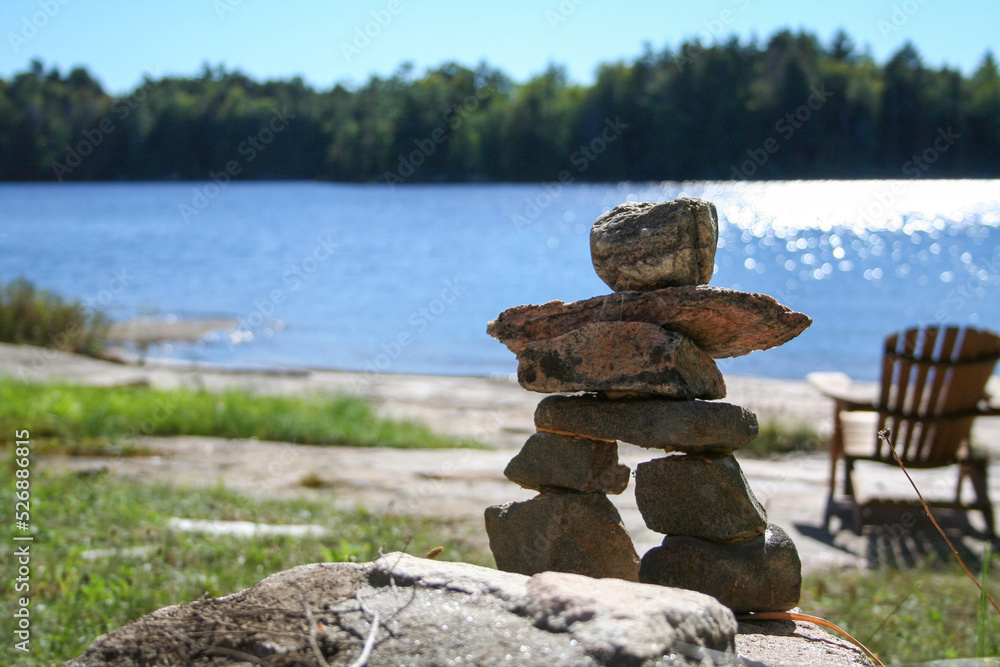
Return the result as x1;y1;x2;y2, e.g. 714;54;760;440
1;0;998;93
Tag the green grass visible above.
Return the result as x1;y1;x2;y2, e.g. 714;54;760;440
802;564;1000;663
741;419;827;458
0;277;108;356
0;378;482;450
0;464;492;666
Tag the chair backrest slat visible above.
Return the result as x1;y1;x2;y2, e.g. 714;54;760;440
912;327;959;461
874;325;999;467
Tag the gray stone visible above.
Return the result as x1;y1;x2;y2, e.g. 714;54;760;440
487;284;812;358
590;198;719;291
485;492;640;581
66;552;741;667
504;431;630;494
517;571;736;663
535;394;759;452
516;321;725;399
635;454;766;541
639;523;803;614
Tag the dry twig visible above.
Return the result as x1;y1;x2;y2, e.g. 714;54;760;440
346;609;381;667
295;585;331;667
165;627;265;665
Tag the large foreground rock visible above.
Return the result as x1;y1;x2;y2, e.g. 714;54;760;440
488;284;811;358
590;198;719;291
485;492;640;580
635;454;767;542
535;394;759;452
66;552;868;666
516;322;725;399
504;431;630;494
65;553;737;667
640;524;802;614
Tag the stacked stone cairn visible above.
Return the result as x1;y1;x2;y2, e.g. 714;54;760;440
484;198;813;614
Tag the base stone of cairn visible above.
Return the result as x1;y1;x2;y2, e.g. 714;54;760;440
640;524;802;614
485;198;811;614
485;492;641;581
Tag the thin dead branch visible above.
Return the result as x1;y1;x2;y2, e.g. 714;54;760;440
348;610;380;667
165;627;265;665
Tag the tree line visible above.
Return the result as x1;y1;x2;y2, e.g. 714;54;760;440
1;29;998;183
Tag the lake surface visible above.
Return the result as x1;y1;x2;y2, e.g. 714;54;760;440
2;180;998;381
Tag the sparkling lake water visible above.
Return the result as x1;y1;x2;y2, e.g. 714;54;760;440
1;180;998;381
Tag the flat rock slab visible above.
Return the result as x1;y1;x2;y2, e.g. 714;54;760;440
737;618;874;667
488;284;811;358
485;492;641;581
535;394;759;452
504;431;630;494
65;552;740;667
590;198;719;291
635;454;766;541
639;523;803;614
517;322;725;399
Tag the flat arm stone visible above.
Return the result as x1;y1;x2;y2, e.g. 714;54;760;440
488;285;811;359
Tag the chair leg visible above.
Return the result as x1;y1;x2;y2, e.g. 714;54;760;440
824;493;834;533
964;460;995;539
843;457;856;500
842;457;863;535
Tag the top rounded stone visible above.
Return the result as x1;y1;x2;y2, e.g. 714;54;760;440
590;198;719;291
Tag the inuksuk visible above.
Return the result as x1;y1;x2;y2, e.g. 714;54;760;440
484;198;812;613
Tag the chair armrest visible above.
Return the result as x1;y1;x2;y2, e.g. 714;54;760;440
806;372;878;410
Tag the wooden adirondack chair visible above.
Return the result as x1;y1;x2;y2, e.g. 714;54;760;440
808;325;1000;538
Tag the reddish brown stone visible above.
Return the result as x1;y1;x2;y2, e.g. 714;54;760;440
487;285;811;359
516;322;725;399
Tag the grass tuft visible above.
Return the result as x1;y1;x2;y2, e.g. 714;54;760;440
0;378;484;450
978;544;993;658
742;419;827;458
0;277;108;356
